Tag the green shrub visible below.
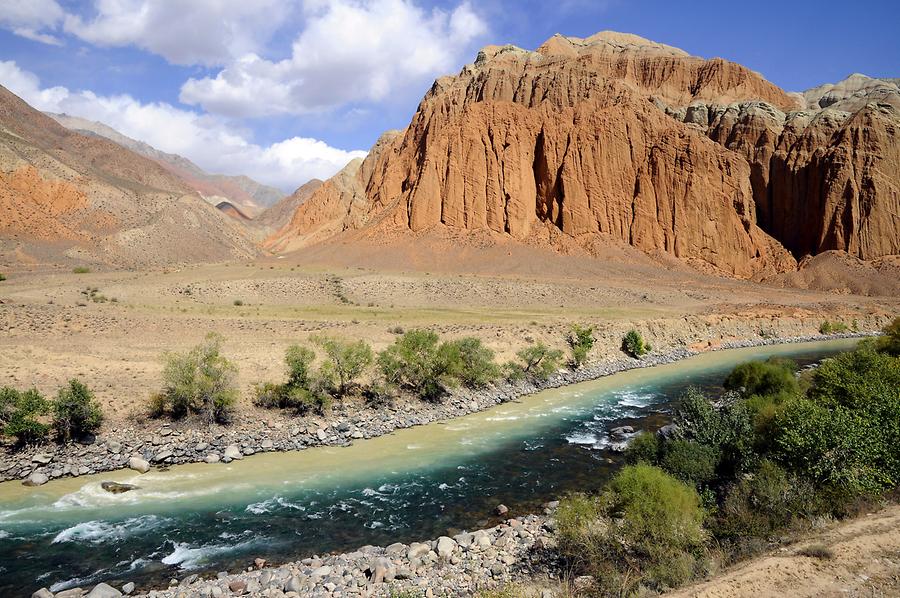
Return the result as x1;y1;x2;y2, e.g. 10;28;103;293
674;388;756;478
621;329;650;358
724;357;799;399
511;342;564;381
446;337;499;388
557;465;706;594
873;316;900;357
284;345;316;389
625;431;660;465
661;440;720;488
567;324;595;368
72;266;91;274
0;387;51;444
313;336;373;398
233;299;243;306
0;273;6;281
819;320;848;334
377;329;460;400
772;348;900;495
52;379;103;441
715;460;818;541
157;333;238;424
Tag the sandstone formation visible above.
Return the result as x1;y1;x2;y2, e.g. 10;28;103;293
269;32;898;279
0;85;258;267
666;73;900;260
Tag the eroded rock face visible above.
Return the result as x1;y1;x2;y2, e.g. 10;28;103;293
269;33;898;276
667;74;900;261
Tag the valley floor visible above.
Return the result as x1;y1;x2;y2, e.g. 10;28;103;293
0;247;897;430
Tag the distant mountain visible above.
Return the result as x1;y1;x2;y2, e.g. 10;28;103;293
268;32;899;279
47;113;284;217
0;85;258;267
256;178;323;234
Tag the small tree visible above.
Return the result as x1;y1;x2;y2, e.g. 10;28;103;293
567;324;595;368
313;336;374;399
509;342;564;381
158;333;238;424
53;379;103;441
284;344;316;389
874;316;900;356
377;329;460;400
622;329;650;358
1;387;51;444
447;337;500;388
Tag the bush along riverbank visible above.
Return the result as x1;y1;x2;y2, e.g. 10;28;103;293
0;330;878;485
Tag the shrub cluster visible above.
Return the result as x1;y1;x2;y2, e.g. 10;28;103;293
819;320;849;334
567;324;595;368
1;380;103;444
561;317;900;595
152;333;239;424
621;329;651;358
504;342;564;382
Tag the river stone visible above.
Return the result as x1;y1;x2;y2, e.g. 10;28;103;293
284;576;303;593
101;481;139;494
32;453;53;464
472;530;492;548
195;441;209;452
436;536;457;559
204;453;220;463
152;450;173;462
107;440;122;454
23;472;48;486
311;565;332;578
494;504;509;516
128;457;150;474
55;589;84;598
224;445;243;460
385;542;406;557
228;580;246;594
407;542;431;560
86;583;122;598
31;589;54;598
121;582;135;595
316;429;327;441
261;439;274;449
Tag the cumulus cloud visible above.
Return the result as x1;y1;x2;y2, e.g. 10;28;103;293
0;61;365;192
62;0;296;66
0;0;65;45
180;0;488;117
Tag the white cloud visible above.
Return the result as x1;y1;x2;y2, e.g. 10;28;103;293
63;0;296;66
0;0;65;45
0;60;365;192
180;0;488;117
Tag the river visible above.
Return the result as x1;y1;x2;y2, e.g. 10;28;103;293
0;339;859;595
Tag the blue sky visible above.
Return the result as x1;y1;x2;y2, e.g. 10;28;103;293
0;0;897;192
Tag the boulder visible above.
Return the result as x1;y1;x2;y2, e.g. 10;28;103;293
55;590;84;598
204;453;221;464
23;472;48;487
86;583;122;598
407;542;431;560
32;589;54;598
284;576;303;593
32;453;53;464
128;457;150;474
101;481;139;494
121;582;135;595
224;445;243;460
228;580;246;595
436;536;457;559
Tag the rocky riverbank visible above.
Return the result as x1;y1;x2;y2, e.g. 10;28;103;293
28;509;559;598
0;332;874;485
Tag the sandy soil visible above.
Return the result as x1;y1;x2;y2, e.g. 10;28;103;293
669;504;900;598
0;239;897;427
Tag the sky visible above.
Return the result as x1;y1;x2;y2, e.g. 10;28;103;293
0;0;897;193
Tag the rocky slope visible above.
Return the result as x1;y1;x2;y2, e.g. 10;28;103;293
47;112;284;217
254;178;323;235
269;32;899;280
0;85;259;267
663;72;900;261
